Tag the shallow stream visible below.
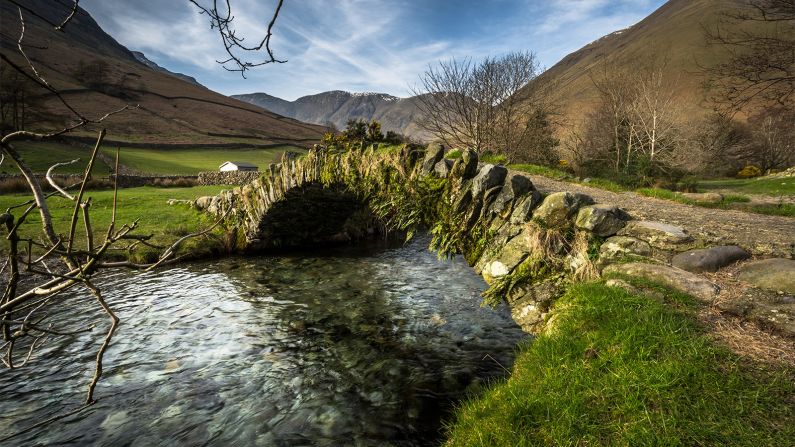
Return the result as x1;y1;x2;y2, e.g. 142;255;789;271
0;237;526;446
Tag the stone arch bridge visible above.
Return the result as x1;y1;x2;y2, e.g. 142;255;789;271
194;145;794;336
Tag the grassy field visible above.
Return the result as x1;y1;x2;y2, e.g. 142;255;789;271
699;177;795;196
4;141;113;175
2;141;305;176
0;185;227;261
101;145;306;175
445;281;795;446
637;188;795;217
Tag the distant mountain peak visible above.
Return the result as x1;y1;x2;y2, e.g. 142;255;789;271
131;51;205;89
231;90;427;140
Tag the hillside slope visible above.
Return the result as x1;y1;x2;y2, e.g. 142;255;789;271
131;51;205;89
0;0;326;146
233;91;430;140
529;0;749;125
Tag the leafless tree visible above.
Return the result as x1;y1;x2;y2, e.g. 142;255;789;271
590;63;639;172
0;63;39;132
412;52;548;157
704;0;795;113
747;107;795;170
581;54;691;180
629;58;686;169
0;0;279;440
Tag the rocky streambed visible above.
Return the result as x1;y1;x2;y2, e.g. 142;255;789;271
0;237;526;446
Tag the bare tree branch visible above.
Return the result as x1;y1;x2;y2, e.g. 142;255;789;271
189;0;286;77
45;159;80;200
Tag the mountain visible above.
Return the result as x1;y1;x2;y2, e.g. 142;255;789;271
0;0;325;146
131;51;205;89
527;0;750;125
232;91;430;140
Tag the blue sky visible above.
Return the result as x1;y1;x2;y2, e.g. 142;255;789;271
81;0;666;100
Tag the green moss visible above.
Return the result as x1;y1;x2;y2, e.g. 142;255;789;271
480;153;509;165
481;257;556;307
445;282;795;446
446;149;463;159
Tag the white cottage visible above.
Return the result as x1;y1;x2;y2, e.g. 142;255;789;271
219;161;258;172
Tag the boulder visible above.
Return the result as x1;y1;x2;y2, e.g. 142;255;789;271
481;229;533;281
474;222;523;274
421;143;445;174
195;196;214;209
671;246;750;273
434;159;453;178
451;149;479;180
739;258;795;294
508;279;562;334
618;221;692;250
574;205;629;237
533;192;594;227
509;191;544;224
490;173;535;215
681;192;724;203
603;262;720;302
600;236;653;260
471;164;508;197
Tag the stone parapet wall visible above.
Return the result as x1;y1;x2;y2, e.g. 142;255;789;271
197;171;261;186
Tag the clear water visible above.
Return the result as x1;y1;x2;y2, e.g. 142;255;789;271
0;237;527;446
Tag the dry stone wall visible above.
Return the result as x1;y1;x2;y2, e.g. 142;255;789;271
197;171;261;186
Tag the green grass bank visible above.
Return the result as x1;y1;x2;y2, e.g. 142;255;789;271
98;145;305;175
0;185;226;261
2;141;304;176
444;281;795;446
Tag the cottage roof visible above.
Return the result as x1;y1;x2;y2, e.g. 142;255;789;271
220;161;258;169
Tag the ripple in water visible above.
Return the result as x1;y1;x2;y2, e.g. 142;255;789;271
0;237;527;446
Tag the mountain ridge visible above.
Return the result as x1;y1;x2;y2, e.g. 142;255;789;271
529;0;752;125
131;51;206;89
232;91;429;140
0;0;326;145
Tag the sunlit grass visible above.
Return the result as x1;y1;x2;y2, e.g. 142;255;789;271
0;186;226;259
100;145;305;175
445;281;795;446
699;177;795;196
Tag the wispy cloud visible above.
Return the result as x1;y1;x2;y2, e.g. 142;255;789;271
81;0;665;100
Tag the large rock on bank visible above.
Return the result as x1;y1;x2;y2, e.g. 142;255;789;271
671;246;750;273
490;173;534;215
618;221;692;250
604;262;720;302
739;258;795;294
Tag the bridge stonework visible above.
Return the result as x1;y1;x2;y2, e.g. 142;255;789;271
194;146;794;336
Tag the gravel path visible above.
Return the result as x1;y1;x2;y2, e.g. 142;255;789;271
527;175;795;259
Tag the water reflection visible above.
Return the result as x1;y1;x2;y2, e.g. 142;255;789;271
0;237;527;446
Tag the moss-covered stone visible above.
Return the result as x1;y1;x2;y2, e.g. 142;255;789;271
575;204;628;237
533;192;594;227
